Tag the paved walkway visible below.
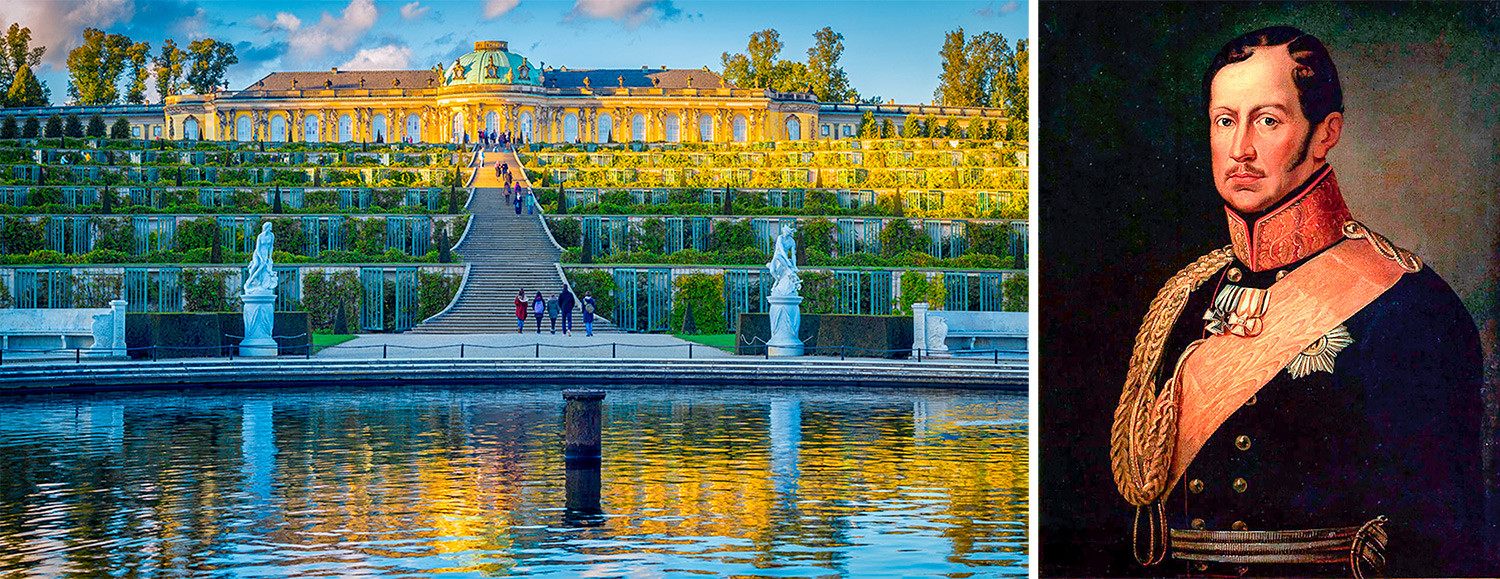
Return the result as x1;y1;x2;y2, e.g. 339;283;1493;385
317;332;734;360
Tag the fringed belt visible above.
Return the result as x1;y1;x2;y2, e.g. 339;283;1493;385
1169;516;1387;578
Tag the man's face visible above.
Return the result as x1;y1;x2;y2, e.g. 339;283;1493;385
1209;45;1323;213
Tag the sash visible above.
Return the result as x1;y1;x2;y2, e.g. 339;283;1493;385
1167;239;1409;489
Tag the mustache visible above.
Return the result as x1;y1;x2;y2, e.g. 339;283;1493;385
1225;164;1266;179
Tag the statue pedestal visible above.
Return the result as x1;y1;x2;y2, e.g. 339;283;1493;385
767;294;804;357
240;292;278;357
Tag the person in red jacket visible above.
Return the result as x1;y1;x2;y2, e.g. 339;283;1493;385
513;290;527;333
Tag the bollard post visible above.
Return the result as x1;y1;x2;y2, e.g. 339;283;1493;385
536;343;540;358
460;343;465;358
688;343;693;359
841;346;846;361
563;388;606;521
383;344;388;359
612;343;616;359
995;349;999;364
76;348;80;364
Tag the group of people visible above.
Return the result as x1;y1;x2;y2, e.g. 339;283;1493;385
478;129;515;151
514;287;596;336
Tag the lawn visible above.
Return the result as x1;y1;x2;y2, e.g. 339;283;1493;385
311;333;358;354
672;333;737;353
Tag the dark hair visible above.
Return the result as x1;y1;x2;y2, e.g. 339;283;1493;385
1204;26;1343;124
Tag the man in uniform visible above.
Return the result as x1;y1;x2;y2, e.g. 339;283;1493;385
1110;27;1487;577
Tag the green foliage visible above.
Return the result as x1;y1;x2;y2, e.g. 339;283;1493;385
21;115;40;138
349;217;385;255
66;28;132;105
897;270;928;315
565;269;616;322
7;62;49;108
176;217;217;251
186;38;237;95
303;270;360;330
86;112;106;137
94;217;134;253
797;270;839;314
799;217;835;256
64;113;83;137
928;273;949;310
878;218;926;257
44;114;62;138
181;268;231;312
1003;273;1027;312
548;216;581;247
709;218;752;253
0;116;15;139
268;217;304;255
669;273;726;334
0;216;42;254
108;117;131;139
965;221;1011;261
418;271;461;320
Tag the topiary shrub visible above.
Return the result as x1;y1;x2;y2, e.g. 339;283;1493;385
668;273;725;334
1003;273;1027;312
878;218;927;257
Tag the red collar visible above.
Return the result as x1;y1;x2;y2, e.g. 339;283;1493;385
1224;165;1352;272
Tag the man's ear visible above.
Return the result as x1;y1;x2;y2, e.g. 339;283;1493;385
1311;112;1343;161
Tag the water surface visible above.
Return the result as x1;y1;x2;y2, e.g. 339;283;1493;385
0;385;1027;577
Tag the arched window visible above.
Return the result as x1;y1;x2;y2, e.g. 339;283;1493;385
304;115;320;142
785;117;801;141
269;115;287;142
451;112;464;143
699;114;713;142
236;115;252;141
338;114;353;142
371;114;387;143
632;114;646;141
405;114;421;143
518;112;533;142
598;114;613;143
563;114;578;143
733;114;748;142
486;111;499;133
664;114;680;143
183;117;200;140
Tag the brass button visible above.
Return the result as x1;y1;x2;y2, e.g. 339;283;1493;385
1232;520;1248;531
1226;268;1243;282
1245;394;1257;406
1235;435;1252;451
1189;479;1205;494
1233;477;1248;493
1276;269;1289;280
1237;565;1251;576
1192;518;1206;530
1195;562;1210;572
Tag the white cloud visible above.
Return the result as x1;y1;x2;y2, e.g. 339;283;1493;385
0;0;137;70
568;0;679;28
484;0;519;19
339;44;412;70
399;2;428;20
270;0;378;61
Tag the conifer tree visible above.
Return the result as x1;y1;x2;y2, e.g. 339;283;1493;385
109;117;131;139
65;113;83;137
44;114;62;138
0;116;15;139
21;116;39;138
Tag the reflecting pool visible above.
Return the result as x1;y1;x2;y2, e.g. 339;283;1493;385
0;385;1027;577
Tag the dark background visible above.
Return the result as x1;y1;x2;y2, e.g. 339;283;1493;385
1039;3;1500;575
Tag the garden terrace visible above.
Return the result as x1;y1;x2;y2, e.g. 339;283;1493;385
550;187;1023;219
0;264;463;333
563;266;1026;334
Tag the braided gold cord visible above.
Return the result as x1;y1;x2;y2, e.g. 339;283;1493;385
1111;246;1234;507
1343;221;1422;273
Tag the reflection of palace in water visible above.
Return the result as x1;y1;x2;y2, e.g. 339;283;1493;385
156;40;1003;145
0;391;1027;575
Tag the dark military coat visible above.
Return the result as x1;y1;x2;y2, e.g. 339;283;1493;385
1158;250;1487;577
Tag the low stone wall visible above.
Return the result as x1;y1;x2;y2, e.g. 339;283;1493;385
735;313;912;359
0;302;126;355
125;312;310;359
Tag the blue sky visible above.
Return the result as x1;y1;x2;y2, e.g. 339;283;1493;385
0;0;1027;106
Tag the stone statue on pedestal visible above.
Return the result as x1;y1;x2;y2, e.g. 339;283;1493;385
240;223;279;357
765;225;804;356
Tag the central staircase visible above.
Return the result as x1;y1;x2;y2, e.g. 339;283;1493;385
411;150;615;334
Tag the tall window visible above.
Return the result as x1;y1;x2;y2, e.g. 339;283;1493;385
699;114;713;142
451;112;464;143
518;112;533;142
733;115;747;142
270;116;287;142
236;115;252;141
338;114;353;142
664;114;680;143
405;114;421;142
598;114;613;143
486;111;499;133
632;114;646;141
563;114;579;143
184;118;199;140
371;114;387;143
303;116;319;142
786;117;801;141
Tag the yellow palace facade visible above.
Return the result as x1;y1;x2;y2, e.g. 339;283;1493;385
159;41;1002;145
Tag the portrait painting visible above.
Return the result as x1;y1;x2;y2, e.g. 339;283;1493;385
1038;3;1500;577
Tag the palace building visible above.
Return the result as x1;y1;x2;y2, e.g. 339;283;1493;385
147;41;1002;145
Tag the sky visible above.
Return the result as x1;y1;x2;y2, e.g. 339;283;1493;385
0;0;1027;107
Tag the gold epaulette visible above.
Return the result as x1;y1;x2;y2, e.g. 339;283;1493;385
1343;221;1422;273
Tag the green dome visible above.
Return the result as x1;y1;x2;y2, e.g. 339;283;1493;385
442;41;541;87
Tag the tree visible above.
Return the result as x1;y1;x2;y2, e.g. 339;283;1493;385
1005;39;1029;124
857;111;877;138
67;28;133;105
154;39;188;100
944;118;959;138
880;118;894;138
902;115;919;138
0;116;15;139
22;116;39;138
87;112;107;137
64;113;83;137
806;26;855;102
923;115;937;137
932;28;1016;110
5;62;46;107
186;38;237;95
124;40;151;104
44;114;62;138
1;23;48;105
110;117;131;139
